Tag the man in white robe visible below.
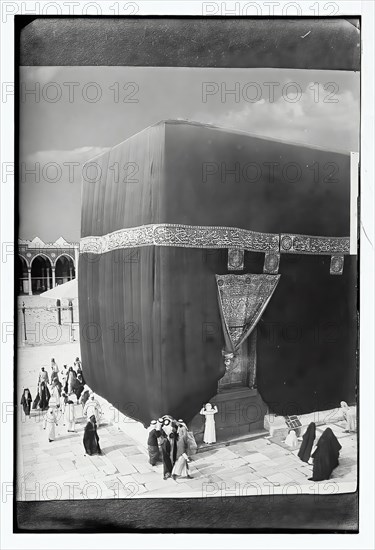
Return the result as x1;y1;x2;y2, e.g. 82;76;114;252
83;394;102;426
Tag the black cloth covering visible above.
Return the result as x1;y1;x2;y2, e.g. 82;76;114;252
83;419;101;455
298;422;316;463
79;121;356;425
310;427;342;481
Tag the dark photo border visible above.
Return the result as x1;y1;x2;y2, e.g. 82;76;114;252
14;15;360;533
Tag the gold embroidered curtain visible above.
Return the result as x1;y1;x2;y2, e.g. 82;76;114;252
216;274;281;354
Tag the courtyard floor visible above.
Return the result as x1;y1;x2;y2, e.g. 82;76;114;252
17;341;357;501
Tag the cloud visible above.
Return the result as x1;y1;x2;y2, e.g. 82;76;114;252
21;146;110;185
193;81;359;152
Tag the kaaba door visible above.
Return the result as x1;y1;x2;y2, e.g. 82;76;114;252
218;331;257;390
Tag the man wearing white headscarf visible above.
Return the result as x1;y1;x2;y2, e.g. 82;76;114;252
172;419;192;480
43;404;59;442
83;394;102;426
79;385;91;414
340;401;357;432
285;430;299;449
200;403;218;444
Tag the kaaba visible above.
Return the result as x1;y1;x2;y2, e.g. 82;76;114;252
79;120;357;431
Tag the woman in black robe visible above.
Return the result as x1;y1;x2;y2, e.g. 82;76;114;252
20;389;32;417
74;377;85;401
298;422;316;463
76;365;85;386
308;427;342;481
83;415;102;455
38;381;50;411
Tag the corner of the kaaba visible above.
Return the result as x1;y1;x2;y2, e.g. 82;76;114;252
77;120;357;444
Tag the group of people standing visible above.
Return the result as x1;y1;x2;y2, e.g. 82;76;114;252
284;401;357;482
147;416;198;480
296;423;343;482
20;357;103;456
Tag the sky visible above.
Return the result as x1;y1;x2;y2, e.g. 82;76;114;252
19;66;360;242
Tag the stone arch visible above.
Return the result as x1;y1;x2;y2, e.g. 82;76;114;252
54;253;75;285
29;252;52;267
18;254;29;268
17;255;29;295
53;252;75;267
30;254;53;294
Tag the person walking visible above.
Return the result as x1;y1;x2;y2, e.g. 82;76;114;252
60;365;69;390
38;381;50;411
38;367;49;387
308;427;342;481
50;379;61;405
83;394;102;426
43;405;59;442
172;419;192;480
51;358;59;373
75;358;85;385
298;422;316;463
66;367;77;394
20;389;32;420
79;385;91;415
83;415;102;456
65;393;77;432
60;391;68;423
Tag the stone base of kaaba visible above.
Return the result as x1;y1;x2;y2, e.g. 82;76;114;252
190;387;268;444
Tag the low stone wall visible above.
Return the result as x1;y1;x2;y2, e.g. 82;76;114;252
17;296;79;346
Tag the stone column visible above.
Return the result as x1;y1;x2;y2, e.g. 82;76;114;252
27;268;32;295
46;267;51;289
74;245;79;278
52;266;56;288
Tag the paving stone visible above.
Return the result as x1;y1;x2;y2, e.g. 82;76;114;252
127;454;155;474
218;457;249;470
195;464;224;476
250;463;280;476
289;468;310;481
212;469;240;482
131;471;161;485
232;472;263;484
186;476;216;492
243;452;272;464
144;477;170;492
265;472;296;485
230;445;253;456
108;456;137;475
